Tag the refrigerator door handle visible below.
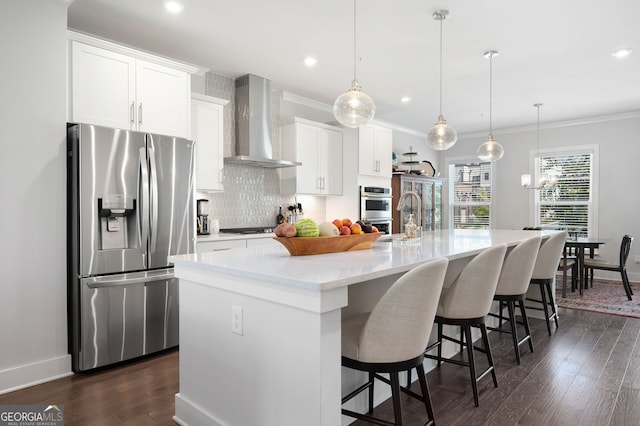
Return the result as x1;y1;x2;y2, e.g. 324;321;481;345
148;146;159;253
139;147;150;254
84;270;174;289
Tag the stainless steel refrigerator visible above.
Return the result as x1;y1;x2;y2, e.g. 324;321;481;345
67;123;195;372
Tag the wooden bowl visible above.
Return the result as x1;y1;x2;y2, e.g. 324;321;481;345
273;232;383;256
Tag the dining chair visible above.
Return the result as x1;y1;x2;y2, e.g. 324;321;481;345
489;236;541;364
526;231;567;335
341;257;449;426
583;235;633;300
424;244;507;407
558;245;579;297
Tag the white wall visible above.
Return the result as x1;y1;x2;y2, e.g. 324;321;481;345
0;1;70;393
440;113;640;282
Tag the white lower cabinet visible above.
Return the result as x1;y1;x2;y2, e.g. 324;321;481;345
280;118;343;196
246;238;280;248
197;239;246;253
197;236;278;253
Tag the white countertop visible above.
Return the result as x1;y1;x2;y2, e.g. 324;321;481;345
196;232;276;242
172;229;555;292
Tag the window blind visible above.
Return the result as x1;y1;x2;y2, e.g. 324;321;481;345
536;152;593;237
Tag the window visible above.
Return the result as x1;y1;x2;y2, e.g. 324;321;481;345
449;161;493;229
535;146;598;238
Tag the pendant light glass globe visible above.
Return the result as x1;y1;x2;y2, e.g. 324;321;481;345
477;133;504;162
426;115;458;150
333;80;376;128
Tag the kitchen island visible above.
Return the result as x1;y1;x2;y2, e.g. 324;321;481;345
170;229;554;426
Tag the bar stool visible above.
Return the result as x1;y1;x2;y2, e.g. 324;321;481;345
526;231;567;335
424;244;507;407
489;236;541;364
341;257;449;426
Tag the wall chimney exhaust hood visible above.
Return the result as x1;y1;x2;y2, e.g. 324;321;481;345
224;74;301;168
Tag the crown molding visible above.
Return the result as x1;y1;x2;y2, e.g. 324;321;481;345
280;91;426;137
458;110;640;139
68;30;207;75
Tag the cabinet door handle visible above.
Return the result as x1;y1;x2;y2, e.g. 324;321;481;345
219;168;224;184
376;160;380;172
130;102;135;123
322;177;325;190
317;177;322;190
138;103;143;125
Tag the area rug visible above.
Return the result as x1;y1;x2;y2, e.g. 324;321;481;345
555;278;640;319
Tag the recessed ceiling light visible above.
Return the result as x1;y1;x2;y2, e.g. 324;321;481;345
164;1;184;13
612;48;632;58
401;96;412;103
304;57;318;67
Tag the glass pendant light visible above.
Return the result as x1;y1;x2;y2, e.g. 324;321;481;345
426;9;457;150
477;50;504;161
333;0;375;128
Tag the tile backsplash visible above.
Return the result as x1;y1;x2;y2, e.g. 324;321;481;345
199;71;294;228
197;165;294;228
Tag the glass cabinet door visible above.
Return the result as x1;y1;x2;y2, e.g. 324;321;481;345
433;183;442;230
397;176;444;232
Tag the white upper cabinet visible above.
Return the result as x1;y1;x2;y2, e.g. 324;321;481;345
191;94;228;192
358;123;393;178
69;33;198;138
135;60;190;138
280;118;343;196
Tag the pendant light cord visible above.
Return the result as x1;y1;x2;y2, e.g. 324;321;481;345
489;53;493;134
536;104;540;156
353;0;357;83
438;15;443;115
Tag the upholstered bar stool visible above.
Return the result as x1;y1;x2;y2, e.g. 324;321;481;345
341;257;449;426
489;236;541;364
526;231;567;335
424;244;507;407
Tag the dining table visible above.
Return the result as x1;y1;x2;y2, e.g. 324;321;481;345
565;237;606;295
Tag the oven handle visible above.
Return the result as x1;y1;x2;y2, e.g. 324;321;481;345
361;194;393;199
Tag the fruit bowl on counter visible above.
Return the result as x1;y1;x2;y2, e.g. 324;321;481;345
273;232;383;256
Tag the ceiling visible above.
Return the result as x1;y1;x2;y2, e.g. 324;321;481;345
67;0;640;136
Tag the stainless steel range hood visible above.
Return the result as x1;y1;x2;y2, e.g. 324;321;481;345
224;74;301;168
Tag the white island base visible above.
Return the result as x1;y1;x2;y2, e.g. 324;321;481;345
170;229;555;426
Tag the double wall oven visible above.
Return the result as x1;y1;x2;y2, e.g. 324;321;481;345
359;186;392;235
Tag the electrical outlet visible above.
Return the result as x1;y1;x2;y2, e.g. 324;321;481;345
634;255;640;264
231;305;243;335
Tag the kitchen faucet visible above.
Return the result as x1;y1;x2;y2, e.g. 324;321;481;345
397;190;422;232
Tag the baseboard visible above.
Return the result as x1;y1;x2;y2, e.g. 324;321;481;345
0;355;72;395
174;393;224;426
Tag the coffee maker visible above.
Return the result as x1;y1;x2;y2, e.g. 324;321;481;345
196;199;210;235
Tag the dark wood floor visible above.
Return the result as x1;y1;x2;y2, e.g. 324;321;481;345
2;307;640;425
